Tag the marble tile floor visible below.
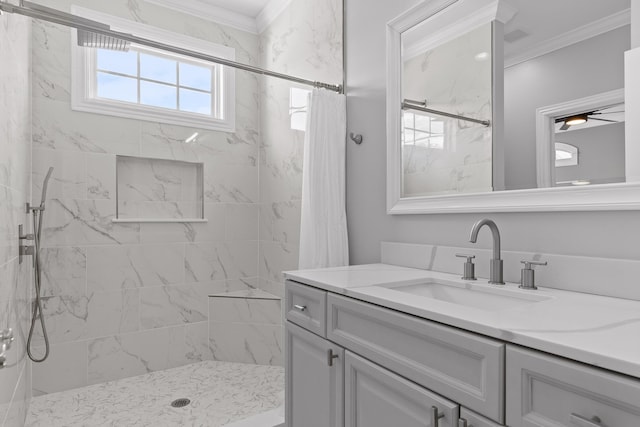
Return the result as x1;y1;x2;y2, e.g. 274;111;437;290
25;360;285;427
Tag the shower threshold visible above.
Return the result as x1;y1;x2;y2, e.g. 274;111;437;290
26;360;284;427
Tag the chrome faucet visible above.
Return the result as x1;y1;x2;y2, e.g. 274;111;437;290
469;219;504;285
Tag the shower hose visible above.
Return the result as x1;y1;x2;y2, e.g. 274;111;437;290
27;168;53;363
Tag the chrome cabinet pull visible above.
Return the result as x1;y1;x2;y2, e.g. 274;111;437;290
293;304;307;312
430;406;445;427
327;349;339;367
457;418;468;427
570;413;603;427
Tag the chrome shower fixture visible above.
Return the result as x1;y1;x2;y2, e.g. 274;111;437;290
77;29;131;51
26;166;54;363
14;1;131;51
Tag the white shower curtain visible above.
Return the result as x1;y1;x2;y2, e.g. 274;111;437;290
298;89;349;269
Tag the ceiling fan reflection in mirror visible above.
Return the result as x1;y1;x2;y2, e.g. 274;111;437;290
555;105;624;131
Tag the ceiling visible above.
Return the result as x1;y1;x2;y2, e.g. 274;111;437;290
504;0;630;62
197;0;271;18
146;0;286;34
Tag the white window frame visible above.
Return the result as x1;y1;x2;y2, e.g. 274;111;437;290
71;6;235;132
555;142;579;167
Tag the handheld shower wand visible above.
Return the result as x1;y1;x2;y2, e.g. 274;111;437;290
39;167;54;207
27;166;54;363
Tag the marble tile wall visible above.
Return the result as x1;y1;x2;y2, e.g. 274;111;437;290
209;291;283;365
116;156;204;220
28;0;344;394
30;0;263;395
0;11;33;427
258;0;344;300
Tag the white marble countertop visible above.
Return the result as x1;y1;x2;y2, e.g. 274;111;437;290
284;264;640;379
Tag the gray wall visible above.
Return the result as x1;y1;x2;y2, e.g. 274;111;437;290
504;26;630;190
344;0;640;265
555;122;625;185
633;2;640;48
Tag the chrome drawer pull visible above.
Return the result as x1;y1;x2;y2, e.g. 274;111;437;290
570;413;603;427
327;349;339;367
430;406;445;427
458;418;468;427
293;304;307;312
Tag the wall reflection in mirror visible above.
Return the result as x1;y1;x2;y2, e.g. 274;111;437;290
400;0;630;198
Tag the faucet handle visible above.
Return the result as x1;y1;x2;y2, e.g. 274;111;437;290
521;260;548;269
520;260;547;290
455;254;477;281
455;253;476;262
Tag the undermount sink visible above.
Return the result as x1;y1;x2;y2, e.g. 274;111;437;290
379;280;551;311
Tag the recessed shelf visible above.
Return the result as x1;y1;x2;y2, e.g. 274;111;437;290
116;155;205;222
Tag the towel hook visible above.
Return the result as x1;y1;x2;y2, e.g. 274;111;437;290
349;132;363;145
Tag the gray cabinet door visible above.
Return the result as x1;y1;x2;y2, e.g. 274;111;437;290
506;345;640;427
285;321;344;427
345;351;459;427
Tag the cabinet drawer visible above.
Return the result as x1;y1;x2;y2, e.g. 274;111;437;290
506;346;640;427
345;351;459;427
285;280;327;337
460;408;503;427
327;294;505;423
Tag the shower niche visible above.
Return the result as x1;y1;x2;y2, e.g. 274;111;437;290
114;155;205;222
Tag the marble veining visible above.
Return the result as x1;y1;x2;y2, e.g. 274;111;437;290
26;360;284;427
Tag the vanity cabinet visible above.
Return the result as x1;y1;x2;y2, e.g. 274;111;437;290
459;409;503;427
285;279;640;427
327;293;505;422
285;321;344;427
506;346;640;427
345;351;459;427
285;280;327;337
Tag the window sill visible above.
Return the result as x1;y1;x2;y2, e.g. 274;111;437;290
72;98;235;133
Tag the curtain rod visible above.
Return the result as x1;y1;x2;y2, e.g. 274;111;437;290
402;100;491;127
0;1;343;93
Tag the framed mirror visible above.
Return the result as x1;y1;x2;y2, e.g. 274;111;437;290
387;0;640;214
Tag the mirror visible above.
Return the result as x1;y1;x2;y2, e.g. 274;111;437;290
387;0;640;213
401;22;494;197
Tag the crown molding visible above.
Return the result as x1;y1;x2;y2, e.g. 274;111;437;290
256;0;292;33
144;0;258;34
403;0;514;61
505;8;631;68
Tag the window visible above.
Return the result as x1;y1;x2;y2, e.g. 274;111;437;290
402;111;445;149
96;47;214;115
71;7;235;132
555;142;578;167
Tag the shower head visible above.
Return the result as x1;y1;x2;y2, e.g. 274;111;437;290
17;1;130;51
77;29;131;52
40;167;54;207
